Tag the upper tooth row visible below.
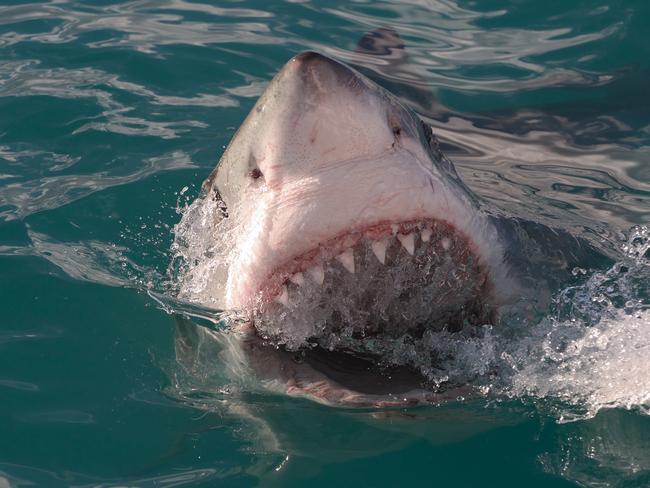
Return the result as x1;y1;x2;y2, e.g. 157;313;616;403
397;232;415;255
276;229;438;304
336;248;355;273
371;239;387;264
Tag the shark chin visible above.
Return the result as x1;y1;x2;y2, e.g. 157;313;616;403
174;49;521;407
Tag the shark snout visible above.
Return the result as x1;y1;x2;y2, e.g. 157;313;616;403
289;51;359;96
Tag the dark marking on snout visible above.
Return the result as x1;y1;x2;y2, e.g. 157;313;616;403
212;188;228;218
291;51;359;93
246;153;265;183
389;115;402;148
293;51;325;66
309;122;318;144
248;168;263;179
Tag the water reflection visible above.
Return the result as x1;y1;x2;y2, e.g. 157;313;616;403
542;410;650;487
170;316;526;482
0;0;277;52
0;462;241;487
431;115;650;232
0;151;196;220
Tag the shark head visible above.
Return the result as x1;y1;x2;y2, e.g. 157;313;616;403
199;51;510;352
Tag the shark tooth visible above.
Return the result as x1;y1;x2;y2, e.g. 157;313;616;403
336;248;355;273
441;237;451;251
306;263;325;285
289;272;305;286
275;285;290;307
371;239;388;264
397;232;415;255
391;224;399;235
421;228;432;243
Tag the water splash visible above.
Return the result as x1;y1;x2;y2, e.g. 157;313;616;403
386;225;650;420
169;192;235;310
171;194;650;421
503;226;650;421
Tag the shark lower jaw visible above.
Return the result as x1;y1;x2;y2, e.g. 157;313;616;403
241;217;495;352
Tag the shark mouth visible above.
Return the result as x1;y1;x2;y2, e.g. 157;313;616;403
251;218;494;355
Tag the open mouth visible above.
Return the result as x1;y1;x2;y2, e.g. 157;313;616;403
289;345;430;399
251;218;495;354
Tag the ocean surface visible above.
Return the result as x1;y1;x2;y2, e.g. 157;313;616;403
1;1;650;486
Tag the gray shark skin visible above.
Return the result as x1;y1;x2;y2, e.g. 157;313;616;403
176;50;608;407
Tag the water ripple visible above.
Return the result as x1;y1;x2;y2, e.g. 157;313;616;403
428;115;650;237
316;0;624;93
0;151;196;220
0;0;278;52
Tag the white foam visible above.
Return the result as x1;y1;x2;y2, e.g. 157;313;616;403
501;228;650;420
508;309;650;421
173;199;650;420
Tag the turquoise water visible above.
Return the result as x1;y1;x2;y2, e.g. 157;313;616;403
2;1;650;486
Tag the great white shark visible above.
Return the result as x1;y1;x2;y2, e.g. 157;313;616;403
174;41;606;407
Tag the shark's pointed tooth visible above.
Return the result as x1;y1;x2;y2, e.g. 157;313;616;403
371;239;387;264
391;224;399;235
421;228;432;243
397;232;415;255
441;237;451;251
306;264;325;285
289;272;305;286
275;285;290;307
336;248;355;273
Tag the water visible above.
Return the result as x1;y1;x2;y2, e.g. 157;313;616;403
1;1;649;486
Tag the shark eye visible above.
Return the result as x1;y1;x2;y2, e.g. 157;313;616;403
392;126;401;136
248;168;263;179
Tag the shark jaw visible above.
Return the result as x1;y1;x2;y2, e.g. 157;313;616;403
250;217;494;353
